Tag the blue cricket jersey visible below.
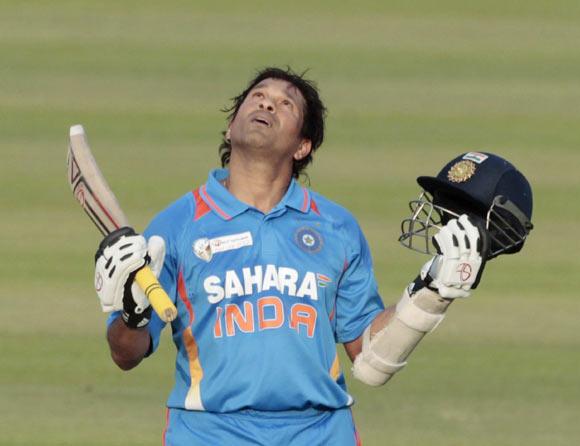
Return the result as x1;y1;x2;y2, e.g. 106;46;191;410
110;168;384;413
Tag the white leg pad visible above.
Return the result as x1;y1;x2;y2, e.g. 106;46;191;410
352;287;450;387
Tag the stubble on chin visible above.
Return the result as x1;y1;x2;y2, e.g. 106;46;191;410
234;127;273;152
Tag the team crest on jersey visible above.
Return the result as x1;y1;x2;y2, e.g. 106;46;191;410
294;226;323;253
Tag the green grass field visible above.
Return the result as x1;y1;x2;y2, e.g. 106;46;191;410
1;1;579;444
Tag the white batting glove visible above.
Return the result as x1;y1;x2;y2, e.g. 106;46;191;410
129;235;165;316
95;227;148;313
420;214;485;298
94;228;165;328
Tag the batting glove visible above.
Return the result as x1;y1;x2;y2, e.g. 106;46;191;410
126;235;165;327
419;214;488;299
94;227;165;328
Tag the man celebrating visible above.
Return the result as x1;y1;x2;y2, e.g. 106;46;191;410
95;67;533;445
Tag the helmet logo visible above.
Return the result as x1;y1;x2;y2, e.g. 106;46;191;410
457;263;472;281
447;160;476;183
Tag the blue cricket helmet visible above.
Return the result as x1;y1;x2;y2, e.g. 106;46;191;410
400;152;534;259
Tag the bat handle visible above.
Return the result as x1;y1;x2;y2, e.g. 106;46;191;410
134;267;178;323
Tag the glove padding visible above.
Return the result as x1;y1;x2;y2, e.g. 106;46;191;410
421;214;488;298
94;227;165;328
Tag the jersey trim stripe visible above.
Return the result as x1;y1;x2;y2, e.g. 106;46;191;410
192;188;211;221
178;269;194;324
330;352;341;381
350;409;363;446
183;328;204;410
200;184;232;220
300;187;310;212
328;304;336;321
310;197;321;215
162;407;170;446
178;269;205;410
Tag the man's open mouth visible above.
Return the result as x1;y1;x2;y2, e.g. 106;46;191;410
251;115;272;127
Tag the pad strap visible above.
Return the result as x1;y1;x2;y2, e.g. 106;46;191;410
361;325;407;375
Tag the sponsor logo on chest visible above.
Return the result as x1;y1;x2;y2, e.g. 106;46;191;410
193;231;253;262
204;264;329;304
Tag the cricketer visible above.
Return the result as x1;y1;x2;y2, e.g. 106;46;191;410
94;67;533;445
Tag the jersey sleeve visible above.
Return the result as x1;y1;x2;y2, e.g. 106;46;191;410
334;220;384;343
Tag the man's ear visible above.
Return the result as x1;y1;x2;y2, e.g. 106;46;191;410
293;139;312;161
225;127;231;142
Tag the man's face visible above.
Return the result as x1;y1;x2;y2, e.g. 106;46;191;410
228;78;311;163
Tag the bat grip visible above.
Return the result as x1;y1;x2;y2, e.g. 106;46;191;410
134;267;178;322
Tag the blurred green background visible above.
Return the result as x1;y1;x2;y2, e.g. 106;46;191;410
1;1;579;445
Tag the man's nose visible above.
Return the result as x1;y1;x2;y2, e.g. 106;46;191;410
258;97;275;112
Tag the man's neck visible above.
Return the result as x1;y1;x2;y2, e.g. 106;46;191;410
226;153;294;214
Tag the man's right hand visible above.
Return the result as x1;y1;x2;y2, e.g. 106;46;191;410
94;227;155;328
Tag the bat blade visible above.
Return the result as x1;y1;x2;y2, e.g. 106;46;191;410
67;125;129;235
67;125;177;322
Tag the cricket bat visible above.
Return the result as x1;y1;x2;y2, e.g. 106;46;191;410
67;124;178;323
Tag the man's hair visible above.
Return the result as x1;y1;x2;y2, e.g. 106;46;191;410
219;67;327;179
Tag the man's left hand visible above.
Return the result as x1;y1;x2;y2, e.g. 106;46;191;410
421;214;487;298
